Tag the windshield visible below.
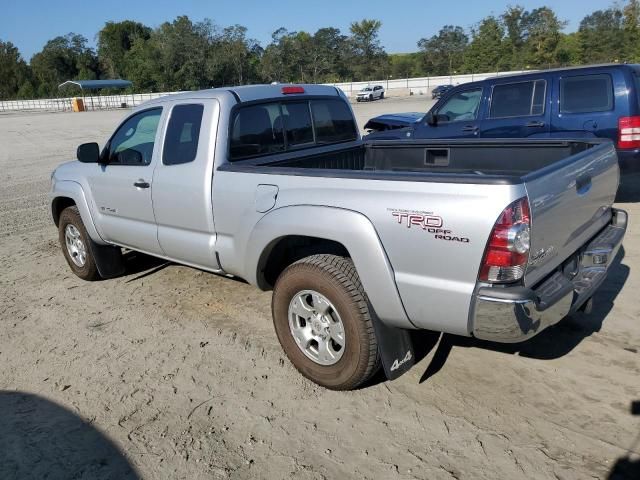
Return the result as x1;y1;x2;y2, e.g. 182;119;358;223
361;87;372;92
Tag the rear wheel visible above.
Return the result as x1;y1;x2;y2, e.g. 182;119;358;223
272;254;380;390
58;206;101;281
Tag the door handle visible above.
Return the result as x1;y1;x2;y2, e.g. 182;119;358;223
133;180;150;189
526;121;545;128
462;125;479;133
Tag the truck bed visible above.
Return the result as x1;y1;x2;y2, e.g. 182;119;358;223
233;139;601;183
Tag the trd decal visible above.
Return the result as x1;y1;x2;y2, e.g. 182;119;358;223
389;209;470;243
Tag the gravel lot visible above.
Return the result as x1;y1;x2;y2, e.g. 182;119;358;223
0;96;639;480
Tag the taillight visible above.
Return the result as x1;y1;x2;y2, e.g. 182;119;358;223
479;197;531;283
618;116;640;149
281;86;305;95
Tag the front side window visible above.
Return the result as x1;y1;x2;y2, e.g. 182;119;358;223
560;74;613;114
108;108;162;165
490;80;546;118
163;104;204;165
229;98;357;161
436;88;483;123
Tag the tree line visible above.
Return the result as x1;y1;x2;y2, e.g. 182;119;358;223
1;1;639;100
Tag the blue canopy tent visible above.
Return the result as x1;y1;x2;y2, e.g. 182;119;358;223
58;79;133;111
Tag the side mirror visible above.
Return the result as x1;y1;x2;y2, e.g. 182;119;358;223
425;112;438;126
77;142;100;163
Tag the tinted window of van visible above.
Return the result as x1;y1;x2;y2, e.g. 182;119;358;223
230;99;357;160
163;104;204;165
560;74;613;113
490;80;546;118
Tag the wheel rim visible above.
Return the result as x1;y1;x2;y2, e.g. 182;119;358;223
64;224;87;267
288;290;346;366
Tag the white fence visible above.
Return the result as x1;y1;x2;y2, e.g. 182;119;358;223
0;69;533;113
328;70;532;97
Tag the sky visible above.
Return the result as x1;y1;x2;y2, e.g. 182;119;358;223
1;0;613;61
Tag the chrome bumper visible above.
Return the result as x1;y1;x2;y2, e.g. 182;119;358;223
472;208;627;343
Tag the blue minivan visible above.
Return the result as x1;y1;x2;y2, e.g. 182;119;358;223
365;64;640;174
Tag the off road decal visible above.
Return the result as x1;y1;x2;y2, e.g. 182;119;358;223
389;209;470;243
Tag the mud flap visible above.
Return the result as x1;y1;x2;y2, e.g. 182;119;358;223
369;303;415;380
88;240;125;279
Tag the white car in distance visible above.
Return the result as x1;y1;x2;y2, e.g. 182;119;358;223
356;85;385;102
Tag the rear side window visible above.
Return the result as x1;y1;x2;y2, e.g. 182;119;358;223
230;98;357;161
163;104;204;165
230;103;285;159
560;74;613;114
282;102;314;146
490;80;546;118
311;100;358;143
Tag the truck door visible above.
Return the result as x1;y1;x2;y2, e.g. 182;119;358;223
413;86;485;138
86;107;164;254
480;77;551;138
151;101;221;270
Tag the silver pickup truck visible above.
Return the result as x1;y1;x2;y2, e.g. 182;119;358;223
50;84;627;390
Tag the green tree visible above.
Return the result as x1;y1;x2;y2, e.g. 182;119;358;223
623;0;640;61
417;25;468;76
463;16;509;73
578;7;625;64
30;33;99;97
554;32;581;66
522;7;567;67
0;40;30;99
218;24;261;85
97;20;151;78
349;19;388;80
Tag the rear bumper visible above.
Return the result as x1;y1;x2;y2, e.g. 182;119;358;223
471;208;627;343
617;149;640;174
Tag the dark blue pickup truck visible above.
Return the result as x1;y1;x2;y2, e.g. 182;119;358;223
365;64;640;174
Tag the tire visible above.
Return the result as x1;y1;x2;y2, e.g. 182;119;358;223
272;254;380;390
380;92;384;99
369;94;373;101
58;206;101;281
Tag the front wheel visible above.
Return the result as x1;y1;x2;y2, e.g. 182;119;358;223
380;92;384;99
58;206;101;281
272;255;380;390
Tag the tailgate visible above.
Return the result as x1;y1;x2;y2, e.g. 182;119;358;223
523;141;619;286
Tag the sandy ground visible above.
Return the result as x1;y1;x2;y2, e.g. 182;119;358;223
0;97;639;480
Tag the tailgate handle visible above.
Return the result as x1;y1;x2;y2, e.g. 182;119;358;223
576;174;591;194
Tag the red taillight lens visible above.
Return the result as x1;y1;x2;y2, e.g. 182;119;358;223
618;116;640;149
281;86;305;95
479;198;531;283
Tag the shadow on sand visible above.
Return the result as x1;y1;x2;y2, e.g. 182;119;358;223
0;391;139;480
608;400;640;480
